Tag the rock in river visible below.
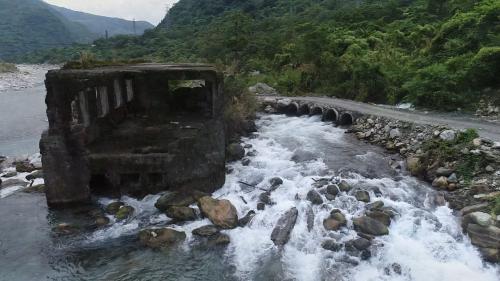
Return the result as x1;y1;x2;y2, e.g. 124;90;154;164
355;190;370;203
198;196;238;229
227;143;245;161
307;190;323;205
155;192;196;212
139;228;186;249
271;207;299;247
192;225;219;237
353;216;389;236
165;206;197;221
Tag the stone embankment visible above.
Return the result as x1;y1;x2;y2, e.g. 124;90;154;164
260;96;500;263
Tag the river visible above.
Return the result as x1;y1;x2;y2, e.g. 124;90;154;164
0;67;499;281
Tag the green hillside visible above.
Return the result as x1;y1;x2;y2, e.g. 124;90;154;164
48;4;154;38
0;0;94;59
17;0;500;110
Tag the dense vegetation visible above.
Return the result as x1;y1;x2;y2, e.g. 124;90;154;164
16;0;500;111
0;0;153;60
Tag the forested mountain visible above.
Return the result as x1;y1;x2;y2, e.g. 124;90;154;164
48;4;153;38
16;0;500;110
0;0;153;60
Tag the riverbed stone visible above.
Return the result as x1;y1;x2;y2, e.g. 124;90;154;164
269;177;283;188
238;210;256;227
478;247;500;263
460;203;490;216
165;206;197;221
15;161;36;173
192;225;219;237
366;201;384;210
95;216;110;227
338;180;352;192
366;210;392;226
227;143;245;161
139;228;186;249
436;167;454;177
0;178;27;189
115;205;134;221
106;201;125;215
208;233;231;246
25;170;43;181
463;212;493;227
389;129;401;139
306;206;314;232
323;218;345;231
347;237;371;251
198;196;238;229
353;216;389;236
355;190;370;203
259;192;272;205
307;190;323;205
322;239;343;252
439;130;456;141
407;157;424;176
257;202;265;210
326;184;340;196
466;224;500;249
155;192;196;212
271;207;298;247
432;176;448;189
1;171;17;178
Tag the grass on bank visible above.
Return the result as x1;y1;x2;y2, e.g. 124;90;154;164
0;62;18;73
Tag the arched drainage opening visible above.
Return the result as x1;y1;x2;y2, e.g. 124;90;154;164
310;107;323;116
339;113;354;126
298;104;310;116
322;108;338;122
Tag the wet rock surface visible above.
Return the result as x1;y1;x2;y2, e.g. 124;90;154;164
139;228;186;249
198;196;238;229
271;207;299;247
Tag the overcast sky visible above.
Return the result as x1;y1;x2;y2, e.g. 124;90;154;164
44;0;178;25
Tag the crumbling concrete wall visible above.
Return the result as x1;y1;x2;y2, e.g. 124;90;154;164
40;64;225;207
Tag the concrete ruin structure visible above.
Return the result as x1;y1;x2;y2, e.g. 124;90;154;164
40;64;226;206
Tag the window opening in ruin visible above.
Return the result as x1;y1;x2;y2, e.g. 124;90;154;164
125;80;134;102
78;91;90;126
114;79;123;109
96;86;109;117
169;80;211;115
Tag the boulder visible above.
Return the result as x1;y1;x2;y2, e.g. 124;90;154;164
323;218;345;231
248;83;277;95
115;206;134;221
257;202;265;210
307;190;323;205
192;225;219;237
353;216;389;236
165;206;197;221
0;178;27;189
463;212;493;228
106;202;125;215
238;210;256;227
321;239;343;252
466;224;500;249
259;192;272;205
95;216;110;227
338;180;352;192
139;228;186;249
15;162;36;173
326;185;340;196
355;190;370;203
25;170;43;181
242;158;251;166
1;171;17;178
460;203;489;216
439;130;456;141
270;207;298;247
198;196;238;229
366;201;384;210
155;192;196;212
407;157;424;176
366;210;392;226
436;167;454;177
432;176;448;189
389;129;401;139
227;143;245;161
269;177;284;189
478;247;499;263
208;233;231;246
347;238;371;251
306;206;314;232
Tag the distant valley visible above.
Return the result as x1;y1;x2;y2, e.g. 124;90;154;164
0;0;153;60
